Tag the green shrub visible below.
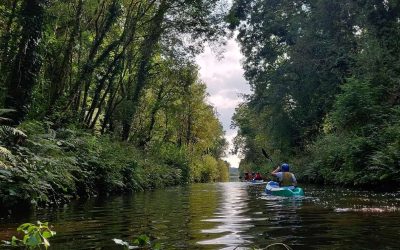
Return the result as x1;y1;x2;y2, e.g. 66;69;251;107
0;121;187;209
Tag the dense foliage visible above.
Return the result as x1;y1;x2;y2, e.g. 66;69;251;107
0;0;230;208
229;0;400;188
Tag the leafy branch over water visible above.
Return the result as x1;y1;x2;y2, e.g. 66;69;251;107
2;222;293;250
2;221;56;249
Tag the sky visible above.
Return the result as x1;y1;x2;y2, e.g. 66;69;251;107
196;37;251;168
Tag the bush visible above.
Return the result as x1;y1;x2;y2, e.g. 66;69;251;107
302;118;400;188
0;121;188;209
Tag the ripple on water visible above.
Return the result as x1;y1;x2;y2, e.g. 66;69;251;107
334;206;399;213
1;182;400;249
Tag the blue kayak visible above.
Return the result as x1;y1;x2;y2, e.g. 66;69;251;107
250;179;265;184
265;181;304;197
242;179;265;184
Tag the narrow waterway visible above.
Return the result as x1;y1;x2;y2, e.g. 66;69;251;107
1;182;400;249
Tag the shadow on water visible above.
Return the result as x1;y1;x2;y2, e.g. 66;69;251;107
1;182;400;249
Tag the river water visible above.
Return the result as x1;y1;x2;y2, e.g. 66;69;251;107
1;182;400;249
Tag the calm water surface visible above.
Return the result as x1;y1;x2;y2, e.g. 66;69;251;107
1;182;400;249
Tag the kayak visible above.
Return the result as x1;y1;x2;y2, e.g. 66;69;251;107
250;181;265;185
265;181;304;197
250;179;265;184
243;179;265;185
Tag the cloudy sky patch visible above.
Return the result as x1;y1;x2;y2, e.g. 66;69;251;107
208;90;243;109
196;37;250;168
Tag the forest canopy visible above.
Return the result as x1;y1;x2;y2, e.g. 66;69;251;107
0;0;230;207
229;0;400;188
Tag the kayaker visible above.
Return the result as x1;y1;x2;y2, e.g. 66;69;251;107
271;163;297;187
254;172;263;180
244;172;250;181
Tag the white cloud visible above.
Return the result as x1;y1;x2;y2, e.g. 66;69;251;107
196;37;251;169
223;154;241;168
207;92;243;109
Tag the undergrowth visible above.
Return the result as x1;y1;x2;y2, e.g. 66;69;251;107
0;120;184;209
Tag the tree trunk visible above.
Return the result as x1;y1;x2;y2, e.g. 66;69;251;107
141;83;165;147
0;0;18;78
4;0;46;123
66;0;119;113
47;0;83;112
121;0;168;141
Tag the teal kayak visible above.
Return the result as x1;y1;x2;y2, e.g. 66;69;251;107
265;181;304;197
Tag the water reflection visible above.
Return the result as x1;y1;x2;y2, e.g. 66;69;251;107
198;183;253;248
198;183;306;249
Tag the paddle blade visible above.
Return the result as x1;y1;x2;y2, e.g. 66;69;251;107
261;148;272;162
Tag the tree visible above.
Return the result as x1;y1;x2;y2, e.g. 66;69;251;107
4;0;47;123
229;0;400;187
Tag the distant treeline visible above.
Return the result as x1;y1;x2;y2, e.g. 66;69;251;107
228;0;400;188
0;0;230;208
229;167;239;176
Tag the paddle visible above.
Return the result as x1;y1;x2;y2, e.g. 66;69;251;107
262;148;279;181
261;148;274;164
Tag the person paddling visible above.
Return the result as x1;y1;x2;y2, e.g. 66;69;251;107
271;163;297;187
254;172;263;181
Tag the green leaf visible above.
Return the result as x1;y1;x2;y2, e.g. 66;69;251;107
27;225;37;233
134;235;150;246
26;233;41;246
153;242;162;250
42;231;53;239
23;234;29;244
17;223;33;231
11;236;18;246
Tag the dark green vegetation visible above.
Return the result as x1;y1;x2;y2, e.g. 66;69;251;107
0;0;230;208
228;0;400;188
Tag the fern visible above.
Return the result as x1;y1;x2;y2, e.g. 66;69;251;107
0;146;14;168
0;125;27;138
0;146;14;161
0;160;9;169
0;125;27;145
0;109;15;125
0;109;15;116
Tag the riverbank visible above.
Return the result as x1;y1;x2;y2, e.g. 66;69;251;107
0;121;229;209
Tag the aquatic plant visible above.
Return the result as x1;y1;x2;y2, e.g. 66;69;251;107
2;221;56;249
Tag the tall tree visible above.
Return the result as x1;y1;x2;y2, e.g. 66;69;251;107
4;0;47;123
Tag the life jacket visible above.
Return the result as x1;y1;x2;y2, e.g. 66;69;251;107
280;172;293;186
